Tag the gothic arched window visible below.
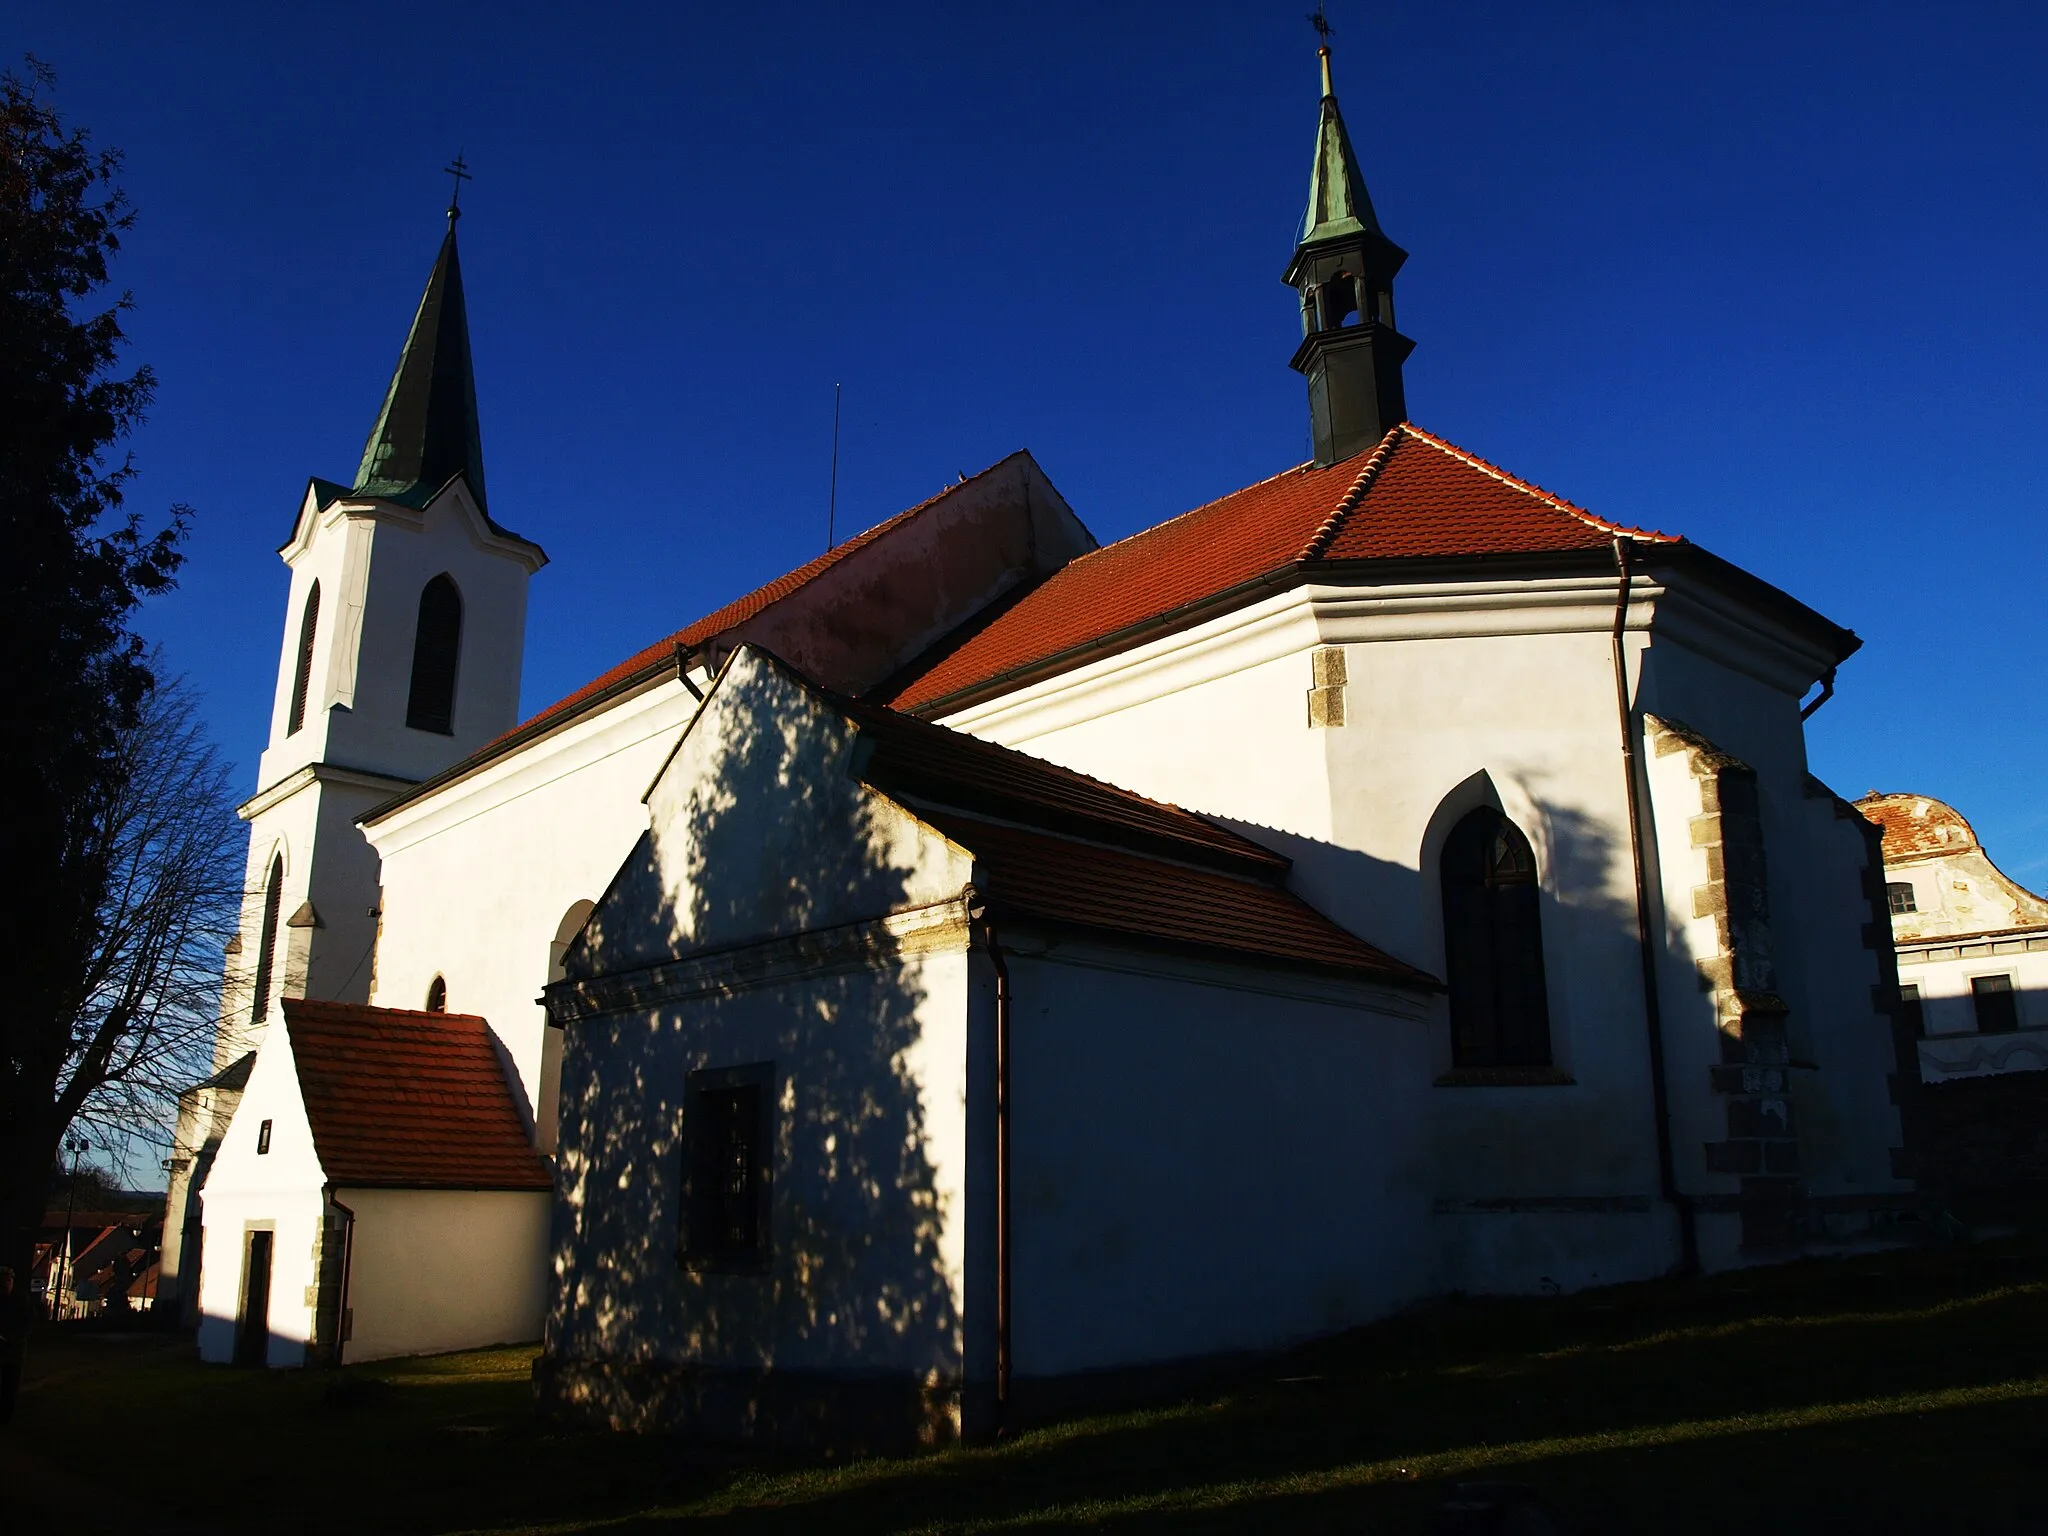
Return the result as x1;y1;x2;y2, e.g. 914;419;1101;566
425;975;447;1013
405;575;463;735
251;855;284;1024
1440;807;1552;1068
286;582;320;736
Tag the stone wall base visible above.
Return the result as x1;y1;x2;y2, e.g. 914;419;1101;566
533;1355;963;1452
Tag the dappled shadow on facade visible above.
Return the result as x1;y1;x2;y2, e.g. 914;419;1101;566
539;662;965;1446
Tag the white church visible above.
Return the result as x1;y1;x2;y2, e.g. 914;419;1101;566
165;46;1919;1443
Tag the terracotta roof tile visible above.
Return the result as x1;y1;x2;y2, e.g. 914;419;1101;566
886;424;1677;712
513;466;1028;740
283;999;553;1190
1854;792;1980;862
920;811;1432;986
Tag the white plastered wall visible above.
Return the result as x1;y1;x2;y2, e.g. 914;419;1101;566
1003;940;1430;1375
337;1188;552;1363
940;566;1895;1287
1905;939;2048;1079
550;652;980;1380
259;478;537;792
364;677;703;1134
196;1021;328;1366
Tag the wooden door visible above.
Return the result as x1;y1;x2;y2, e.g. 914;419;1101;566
235;1229;273;1367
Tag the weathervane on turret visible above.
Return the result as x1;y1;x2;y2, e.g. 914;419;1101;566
1307;4;1336;97
443;152;472;222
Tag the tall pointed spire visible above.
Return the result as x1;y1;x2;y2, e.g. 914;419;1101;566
1301;45;1382;246
1283;39;1415;467
353;211;489;512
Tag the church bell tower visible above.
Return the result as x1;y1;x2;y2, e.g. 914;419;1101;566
1284;41;1415;466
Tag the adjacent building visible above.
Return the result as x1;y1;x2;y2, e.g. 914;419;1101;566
1860;791;2048;1081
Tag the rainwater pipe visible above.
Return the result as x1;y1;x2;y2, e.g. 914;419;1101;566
326;1191;356;1368
1799;666;1837;721
1611;538;1700;1274
964;886;1012;1432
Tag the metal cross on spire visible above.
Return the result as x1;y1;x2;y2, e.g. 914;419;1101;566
443;152;473;221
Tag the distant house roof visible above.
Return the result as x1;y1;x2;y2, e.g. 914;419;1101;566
1856;792;1983;863
821;670;1434;988
282;999;552;1191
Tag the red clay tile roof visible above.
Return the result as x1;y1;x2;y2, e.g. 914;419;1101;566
1854;792;1980;862
920;810;1431;984
514;461;1034;741
283;999;553;1190
755;657;1432;987
885;423;1678;712
838;693;1288;877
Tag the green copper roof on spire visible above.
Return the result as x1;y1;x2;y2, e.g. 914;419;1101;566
1299;46;1381;248
352;216;489;513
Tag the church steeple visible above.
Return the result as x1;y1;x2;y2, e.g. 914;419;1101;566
353;213;489;512
1284;42;1414;467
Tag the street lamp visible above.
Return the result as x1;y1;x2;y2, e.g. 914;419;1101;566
50;1134;88;1321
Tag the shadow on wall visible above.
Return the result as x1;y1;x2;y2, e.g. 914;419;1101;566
542;662;962;1442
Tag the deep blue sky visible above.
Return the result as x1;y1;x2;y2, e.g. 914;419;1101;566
23;1;2048;885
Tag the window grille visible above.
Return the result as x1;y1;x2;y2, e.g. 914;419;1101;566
680;1063;774;1269
1972;974;2019;1034
1886;882;1917;915
1441;807;1552;1068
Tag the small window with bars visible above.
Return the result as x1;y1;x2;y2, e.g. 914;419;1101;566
679;1062;775;1271
1971;974;2019;1034
1886;882;1917;915
1898;984;1924;1039
257;1119;273;1155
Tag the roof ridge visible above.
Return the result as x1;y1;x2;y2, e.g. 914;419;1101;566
1398;424;1681;544
1298;425;1404;561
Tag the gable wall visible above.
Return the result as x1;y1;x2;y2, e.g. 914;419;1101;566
196;1020;328;1366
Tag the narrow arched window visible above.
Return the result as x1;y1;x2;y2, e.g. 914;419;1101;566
405;575;462;735
286;582;320;736
1441;807;1552;1068
251;856;284;1024
425;975;447;1013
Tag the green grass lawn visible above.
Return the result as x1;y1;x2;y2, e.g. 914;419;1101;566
10;1237;2048;1534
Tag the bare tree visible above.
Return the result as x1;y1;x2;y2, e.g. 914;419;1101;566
54;671;241;1153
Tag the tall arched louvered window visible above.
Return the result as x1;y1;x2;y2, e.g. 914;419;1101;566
424;975;447;1013
251;856;284;1024
286;582;321;736
1441;807;1552;1068
405;575;462;735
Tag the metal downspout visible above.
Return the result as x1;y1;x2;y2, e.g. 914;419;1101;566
327;1191;356;1368
966;888;1012;1432
1611;538;1700;1273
